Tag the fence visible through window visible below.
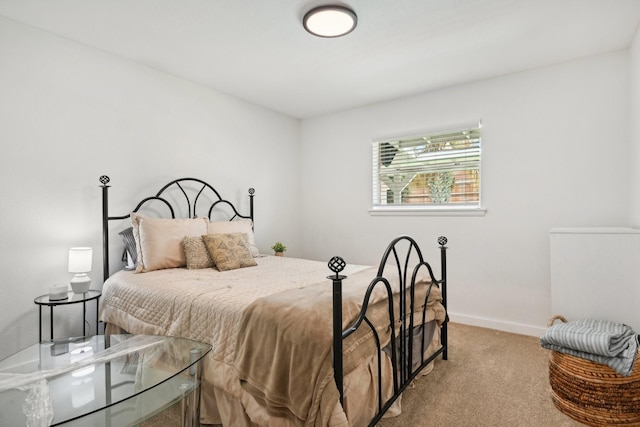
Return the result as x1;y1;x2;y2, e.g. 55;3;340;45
372;123;481;210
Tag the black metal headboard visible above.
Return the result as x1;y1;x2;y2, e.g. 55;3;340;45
99;175;255;281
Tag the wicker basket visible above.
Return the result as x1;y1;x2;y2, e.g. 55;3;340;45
547;315;640;426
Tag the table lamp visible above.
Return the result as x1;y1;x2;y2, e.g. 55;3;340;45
69;247;92;294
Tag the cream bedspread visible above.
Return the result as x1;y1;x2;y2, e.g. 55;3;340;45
99;255;445;426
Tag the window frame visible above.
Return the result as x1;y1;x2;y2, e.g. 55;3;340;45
370;122;486;216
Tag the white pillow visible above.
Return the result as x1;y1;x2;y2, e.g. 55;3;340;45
207;219;259;257
131;212;209;273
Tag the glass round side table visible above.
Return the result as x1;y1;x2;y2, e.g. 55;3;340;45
34;290;102;341
0;334;212;426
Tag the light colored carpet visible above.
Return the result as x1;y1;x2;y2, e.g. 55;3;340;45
376;322;584;427
144;322;585;426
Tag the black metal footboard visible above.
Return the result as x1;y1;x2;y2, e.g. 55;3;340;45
327;235;448;426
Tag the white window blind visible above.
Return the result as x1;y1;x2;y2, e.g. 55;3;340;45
372;123;482;210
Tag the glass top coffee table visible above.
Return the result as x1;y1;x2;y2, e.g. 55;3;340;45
0;334;211;426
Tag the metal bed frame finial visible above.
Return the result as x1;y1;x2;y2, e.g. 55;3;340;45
328;256;346;279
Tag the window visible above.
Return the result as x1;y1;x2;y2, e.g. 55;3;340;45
372;123;483;214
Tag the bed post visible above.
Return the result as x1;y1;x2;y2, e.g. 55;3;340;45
327;256;347;405
438;236;448;360
248;188;255;226
100;175;111;282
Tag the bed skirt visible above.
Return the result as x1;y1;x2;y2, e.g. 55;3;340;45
105;322;441;426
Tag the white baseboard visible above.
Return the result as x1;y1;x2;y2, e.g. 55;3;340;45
448;312;546;337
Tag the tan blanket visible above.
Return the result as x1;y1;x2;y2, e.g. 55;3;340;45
99;256;371;424
234;268;445;426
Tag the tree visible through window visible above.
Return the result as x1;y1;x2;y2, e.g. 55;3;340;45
372;124;481;209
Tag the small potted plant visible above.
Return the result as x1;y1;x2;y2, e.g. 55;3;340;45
271;242;286;256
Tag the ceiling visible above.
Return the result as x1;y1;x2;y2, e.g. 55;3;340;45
1;0;640;119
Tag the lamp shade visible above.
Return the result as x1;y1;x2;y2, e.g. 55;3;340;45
68;247;92;273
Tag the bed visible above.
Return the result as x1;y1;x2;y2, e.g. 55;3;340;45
97;175;449;426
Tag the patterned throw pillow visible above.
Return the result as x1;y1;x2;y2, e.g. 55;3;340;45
202;233;257;271
183;236;214;269
207;219;259;257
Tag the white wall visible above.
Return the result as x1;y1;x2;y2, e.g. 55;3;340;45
0;15;635;361
630;25;640;226
299;51;630;336
0;17;300;359
550;228;640;332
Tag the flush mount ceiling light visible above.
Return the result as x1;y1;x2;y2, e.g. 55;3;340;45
303;5;357;38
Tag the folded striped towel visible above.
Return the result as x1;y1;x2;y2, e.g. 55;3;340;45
540;318;639;376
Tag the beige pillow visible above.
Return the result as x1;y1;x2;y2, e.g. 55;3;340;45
131;212;209;272
202;233;257;271
207;219;259;257
183;236;214;269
